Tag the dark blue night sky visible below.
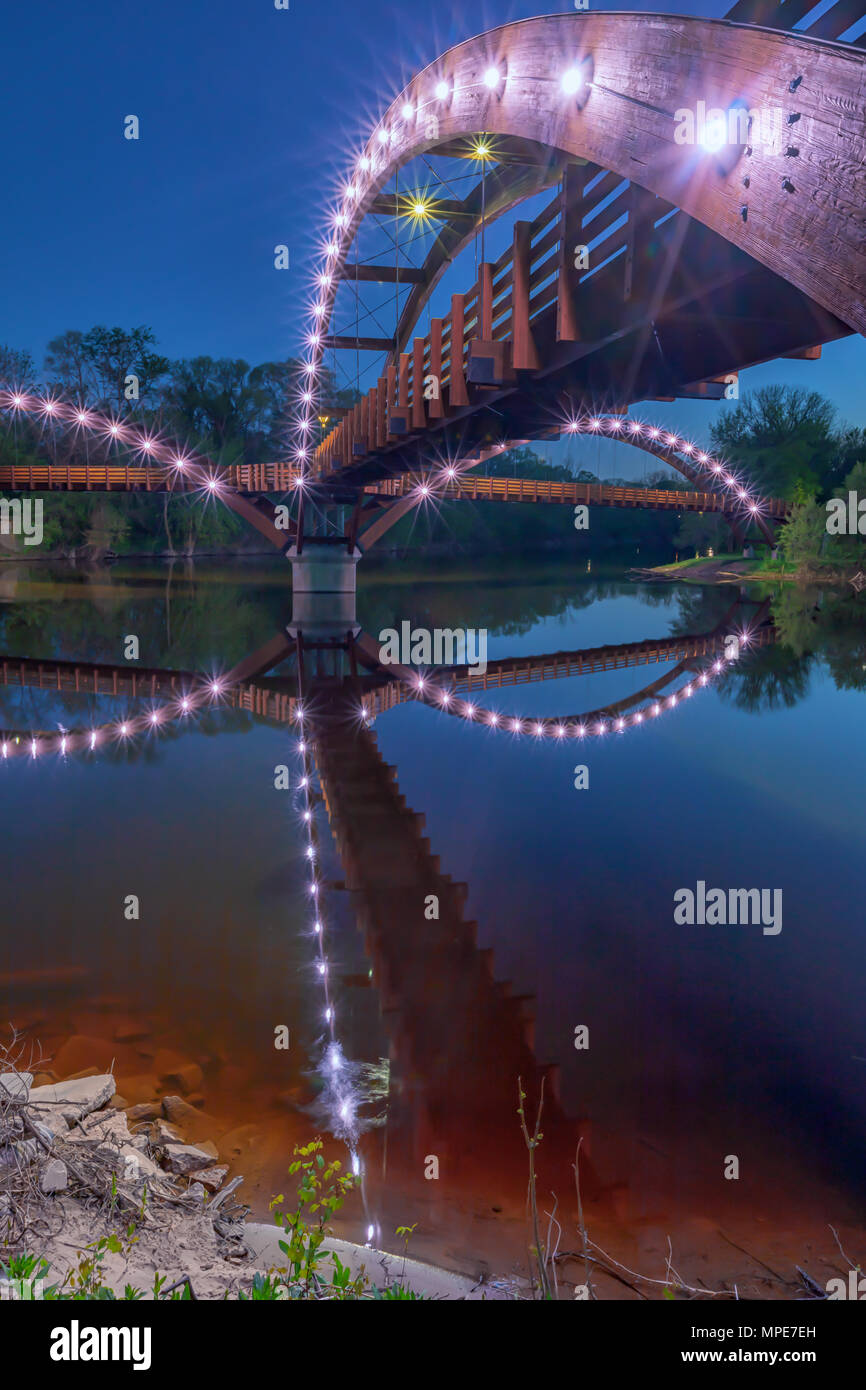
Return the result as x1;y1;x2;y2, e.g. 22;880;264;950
3;0;863;437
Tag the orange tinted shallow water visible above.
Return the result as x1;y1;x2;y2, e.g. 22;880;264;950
8;968;863;1299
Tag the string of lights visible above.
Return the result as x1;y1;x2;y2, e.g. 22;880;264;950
0;390;229;496
0;620;769;762
291;59;772;526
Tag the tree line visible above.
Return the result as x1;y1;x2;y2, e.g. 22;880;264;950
0;326;357;556
1;326;864;565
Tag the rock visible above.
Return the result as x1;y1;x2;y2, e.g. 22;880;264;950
114;1074;158;1106
161;1096;219;1143
163;1142;219;1175
28;1075;116;1122
50;1036;116;1079
113;1019;151;1043
117;1147;162;1183
29;1119;56;1147
68;1108;131;1149
216;1123;261;1160
0;1071;32;1100
152;1050;204;1097
187;1182;206;1201
40;1158;68;1193
27;1109;68;1140
12;1138;40;1164
163;1064;203;1096
188;1165;228;1192
151;1120;184;1146
125;1101;162;1123
108;1095;129;1111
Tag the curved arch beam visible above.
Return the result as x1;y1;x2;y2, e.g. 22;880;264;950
312;12;866;382
382;148;570;361
355;409;784;548
0;392;297;554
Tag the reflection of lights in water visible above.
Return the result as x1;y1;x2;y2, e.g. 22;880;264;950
290;730;392;1245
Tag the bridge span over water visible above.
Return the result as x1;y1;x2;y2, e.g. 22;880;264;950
3;2;865;567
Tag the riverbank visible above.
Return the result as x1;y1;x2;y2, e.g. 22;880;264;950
2;1026;861;1302
630;554;860;585
0;1036;500;1301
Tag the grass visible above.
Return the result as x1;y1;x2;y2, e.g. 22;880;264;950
646;551;800;581
655;551;744;572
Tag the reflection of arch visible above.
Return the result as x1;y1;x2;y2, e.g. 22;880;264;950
352;599;776;731
0;597;773;754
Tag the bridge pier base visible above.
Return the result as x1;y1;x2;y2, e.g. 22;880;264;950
288;541;361;642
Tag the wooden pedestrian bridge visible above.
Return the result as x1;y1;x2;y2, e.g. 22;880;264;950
4;1;865;558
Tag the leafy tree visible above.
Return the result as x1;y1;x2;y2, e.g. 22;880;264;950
827;459;866;564
715;643;814;712
778;501;826;567
0;343;36;386
486;445;573;481
674;510;728;555
710;384;863;501
85;501;130;557
43;330;92;400
44;325;169;410
79;325;169;410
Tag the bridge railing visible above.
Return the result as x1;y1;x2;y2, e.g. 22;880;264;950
0;459;304;494
313;163;683;476
363;471;789;517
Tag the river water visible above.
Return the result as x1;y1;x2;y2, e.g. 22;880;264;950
1;555;864;1288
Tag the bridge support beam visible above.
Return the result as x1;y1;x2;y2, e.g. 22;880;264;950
288;540;361;642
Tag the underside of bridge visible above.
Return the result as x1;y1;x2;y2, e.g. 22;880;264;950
285;3;866;560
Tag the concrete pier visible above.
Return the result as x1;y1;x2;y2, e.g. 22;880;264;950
288;540;361;641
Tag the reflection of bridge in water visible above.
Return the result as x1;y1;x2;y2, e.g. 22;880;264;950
0;599;774;749
0;596;775;1220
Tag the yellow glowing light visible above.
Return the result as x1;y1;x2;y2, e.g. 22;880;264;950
473;140;493;161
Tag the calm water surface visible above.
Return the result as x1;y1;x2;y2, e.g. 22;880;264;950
2;555;864;1279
